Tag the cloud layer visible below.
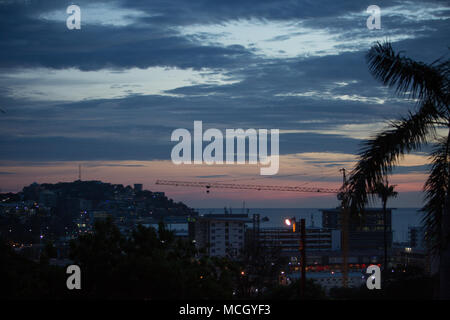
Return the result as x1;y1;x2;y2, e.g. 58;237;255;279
0;0;448;206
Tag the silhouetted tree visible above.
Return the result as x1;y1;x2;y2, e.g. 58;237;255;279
374;180;398;272
0;238;67;299
346;41;449;298
69;219;237;299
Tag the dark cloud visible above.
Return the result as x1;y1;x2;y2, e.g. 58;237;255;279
0;135;170;161
0;0;256;71
0;0;448;165
1;0;447;71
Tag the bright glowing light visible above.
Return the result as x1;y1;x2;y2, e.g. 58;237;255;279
284;218;292;226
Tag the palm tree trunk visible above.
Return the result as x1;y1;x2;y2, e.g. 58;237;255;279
383;200;388;274
441;195;450;298
440;130;450;299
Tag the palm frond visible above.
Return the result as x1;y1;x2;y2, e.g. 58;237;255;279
347;100;439;212
367;41;448;110
373;181;398;201
435;58;450;109
422;137;449;253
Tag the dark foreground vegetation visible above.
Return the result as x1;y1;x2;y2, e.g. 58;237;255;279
0;219;434;300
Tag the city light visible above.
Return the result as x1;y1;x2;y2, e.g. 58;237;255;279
284;217;296;232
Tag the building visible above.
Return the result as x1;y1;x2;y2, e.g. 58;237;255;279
79;199;92;211
321;208;392;254
152;192;165;198
134;184;143;192
257;227;341;254
391;226;429;272
90;211;113;221
288;271;365;292
391;246;430;272
254;225;342;269
409;226;426;250
38;190;57;208
189;213;251;258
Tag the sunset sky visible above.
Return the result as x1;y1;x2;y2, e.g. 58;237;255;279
0;0;449;208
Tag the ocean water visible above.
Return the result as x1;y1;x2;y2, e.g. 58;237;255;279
196;208;423;243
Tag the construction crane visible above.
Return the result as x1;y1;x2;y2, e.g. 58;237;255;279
155;173;352;287
155;180;340;194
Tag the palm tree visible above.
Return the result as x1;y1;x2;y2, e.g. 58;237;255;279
345;41;449;298
374;180;397;273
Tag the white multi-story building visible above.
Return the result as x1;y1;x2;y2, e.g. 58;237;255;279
189;214;251;258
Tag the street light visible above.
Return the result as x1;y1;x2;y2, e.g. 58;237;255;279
284;217;296;232
284;217;306;298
